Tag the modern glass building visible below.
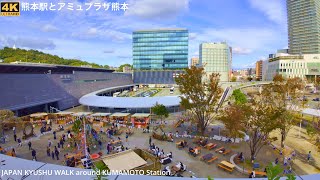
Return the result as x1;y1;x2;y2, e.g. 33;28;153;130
199;42;232;82
133;29;188;70
287;0;320;54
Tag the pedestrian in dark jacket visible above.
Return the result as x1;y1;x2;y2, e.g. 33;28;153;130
55;149;59;160
28;141;32;150
60;139;64;148
31;149;37;161
51;151;54;160
14;134;17;142
53;131;56;140
47;147;50;157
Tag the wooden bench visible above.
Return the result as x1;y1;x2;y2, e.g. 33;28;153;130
205;143;217;150
223;150;231;156
248;171;267;177
217;164;233;172
207;156;218;164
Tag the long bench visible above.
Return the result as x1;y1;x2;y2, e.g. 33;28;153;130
207;156;218;164
217;164;233;172
248;170;267;177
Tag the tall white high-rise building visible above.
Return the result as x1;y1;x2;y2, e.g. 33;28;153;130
199;42;232;82
287;0;320;54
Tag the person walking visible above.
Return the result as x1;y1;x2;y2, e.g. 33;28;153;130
51;151;55;160
46;147;50;157
53;131;56;140
31;149;37;161
11;148;16;157
60;139;64;148
307;151;312;162
13;126;16;135
125;133;128;142
28;141;32;150
17;138;22;147
146;124;150;133
55;149;59;160
149;136;152;146
48;139;52;147
98;140;102;150
13;134;17;142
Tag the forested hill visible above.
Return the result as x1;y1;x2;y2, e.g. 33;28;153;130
0;47;109;69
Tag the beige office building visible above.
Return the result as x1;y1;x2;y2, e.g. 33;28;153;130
199;42;232;82
191;57;199;66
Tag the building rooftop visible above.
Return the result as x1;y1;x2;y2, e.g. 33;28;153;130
0;63;114;74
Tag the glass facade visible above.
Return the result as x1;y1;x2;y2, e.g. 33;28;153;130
132;29;188;70
287;0;320;54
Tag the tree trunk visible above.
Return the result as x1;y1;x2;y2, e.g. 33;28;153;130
281;129;285;148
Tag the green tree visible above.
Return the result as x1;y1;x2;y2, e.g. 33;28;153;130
232;89;247;105
175;66;223;135
117;64;132;72
218;104;246;138
266;162;296;180
241;94;279;160
263;75;304;148
151;104;169;123
231;76;237;82
247;76;253;81
0;47;107;68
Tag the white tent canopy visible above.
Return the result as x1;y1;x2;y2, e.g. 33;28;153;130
102;150;147;171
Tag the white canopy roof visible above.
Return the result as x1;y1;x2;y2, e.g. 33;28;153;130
55;111;73;115
131;113;150;118
102;150;147;171
110;113;131;117
91;113;111;117
302;108;320;117
79;96;180;109
71;112;91;116
29;112;48;117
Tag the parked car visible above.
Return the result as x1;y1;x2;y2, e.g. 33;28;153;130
313;98;320;101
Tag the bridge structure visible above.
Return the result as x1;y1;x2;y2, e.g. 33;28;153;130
217;81;273;109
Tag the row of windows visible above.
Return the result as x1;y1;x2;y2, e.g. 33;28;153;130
133;32;188;38
134;59;187;63
277;69;307;74
133;52;188;56
133;57;188;61
133;37;188;42
133;42;188;47
133;46;188;51
134;64;187;69
133;55;188;58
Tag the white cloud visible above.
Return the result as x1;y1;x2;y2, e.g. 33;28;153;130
0;36;56;50
233;47;252;55
189;33;197;40
194;27;278;51
125;0;189;19
240;61;256;68
71;28;131;42
87;28;98;35
103;49;115;54
41;24;59;32
248;0;286;24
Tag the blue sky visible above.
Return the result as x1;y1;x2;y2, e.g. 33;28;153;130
0;0;288;68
